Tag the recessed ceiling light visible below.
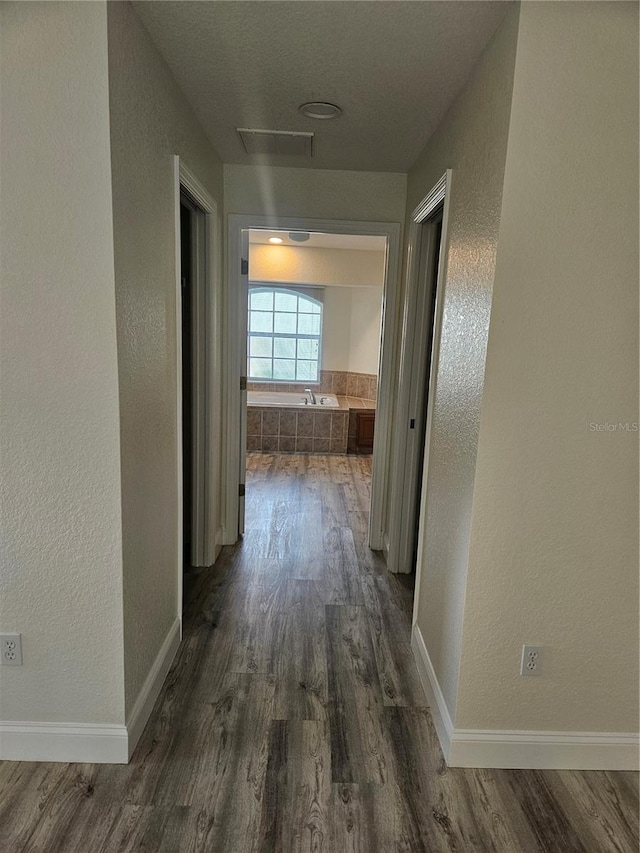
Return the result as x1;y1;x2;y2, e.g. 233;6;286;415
268;236;283;244
299;102;342;120
289;232;310;243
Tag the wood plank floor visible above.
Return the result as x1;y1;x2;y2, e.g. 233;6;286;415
1;453;638;852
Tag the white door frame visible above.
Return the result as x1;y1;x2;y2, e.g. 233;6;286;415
237;229;249;535
173;156;219;619
223;214;402;550
387;171;452;573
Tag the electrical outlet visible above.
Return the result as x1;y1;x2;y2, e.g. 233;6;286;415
1;634;23;666
520;644;542;676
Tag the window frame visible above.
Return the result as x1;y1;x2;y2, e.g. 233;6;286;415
247;284;323;384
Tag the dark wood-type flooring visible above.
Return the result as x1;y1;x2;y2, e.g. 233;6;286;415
1;454;638;852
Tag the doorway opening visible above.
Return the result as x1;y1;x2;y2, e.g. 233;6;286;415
388;171;451;578
406;210;443;573
179;191;202;569
242;229;386;531
224;215;402;555
174;157;220;616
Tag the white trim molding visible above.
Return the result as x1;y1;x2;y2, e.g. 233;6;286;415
0;721;129;764
413;172;448;222
174;153;221;606
0;618;181;764
411;624;639;771
126;617;181;760
388;170;452;575
448;729;640;771
178;159;218;214
411;622;454;755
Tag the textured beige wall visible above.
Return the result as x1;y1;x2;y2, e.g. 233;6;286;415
107;2;224;717
224;165;406;223
0;2;125;724
457;1;639;733
410;6;521;717
322;286;384;375
349;288;384;375
322;288;352;372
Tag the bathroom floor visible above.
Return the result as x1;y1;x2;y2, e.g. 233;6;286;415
1;454;637;852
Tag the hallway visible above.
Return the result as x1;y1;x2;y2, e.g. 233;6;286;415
0;454;638;852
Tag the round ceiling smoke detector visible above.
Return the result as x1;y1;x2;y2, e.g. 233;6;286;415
298;102;342;120
288;232;310;243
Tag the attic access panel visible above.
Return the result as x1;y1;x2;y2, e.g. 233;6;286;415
237;128;313;158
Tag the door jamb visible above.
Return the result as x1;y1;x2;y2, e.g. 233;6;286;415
387;170;452;574
223;214;402;551
173;155;219;623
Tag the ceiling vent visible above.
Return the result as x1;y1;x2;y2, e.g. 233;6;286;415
237;128;313;158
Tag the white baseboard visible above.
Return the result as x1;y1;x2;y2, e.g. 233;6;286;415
220;526;237;546
212;526;224;562
381;533;391;566
411;623;454;758
411;624;639;771
126;617;181;759
0;618;181;765
448;728;640;771
0;721;128;763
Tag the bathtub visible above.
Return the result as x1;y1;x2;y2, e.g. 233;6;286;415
247;391;341;410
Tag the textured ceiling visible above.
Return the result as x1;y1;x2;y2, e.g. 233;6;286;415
132;1;512;173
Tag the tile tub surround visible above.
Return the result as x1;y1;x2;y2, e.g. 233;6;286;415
247;405;350;454
247;389;377;455
247;371;378;402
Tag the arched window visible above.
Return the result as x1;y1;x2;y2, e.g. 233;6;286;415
248;286;322;382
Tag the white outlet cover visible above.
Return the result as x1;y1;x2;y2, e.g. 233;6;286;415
1;633;23;666
521;644;543;676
